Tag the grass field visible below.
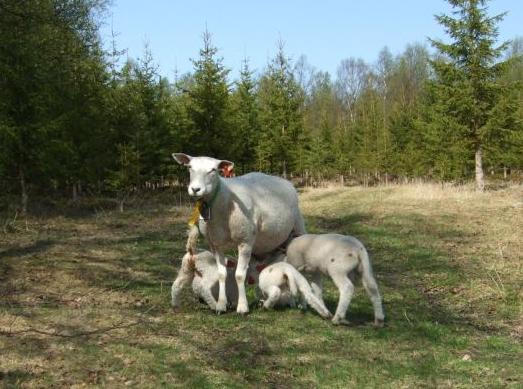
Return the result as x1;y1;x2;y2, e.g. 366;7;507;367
1;184;522;388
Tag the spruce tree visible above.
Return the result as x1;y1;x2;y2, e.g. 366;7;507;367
230;59;259;174
256;42;304;177
427;0;512;190
187;29;231;158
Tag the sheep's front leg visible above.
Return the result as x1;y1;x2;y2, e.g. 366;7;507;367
214;251;228;313
235;243;252;314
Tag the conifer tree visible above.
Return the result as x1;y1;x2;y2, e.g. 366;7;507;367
230;59;259;173
256;42;305;177
427;0;513;190
187;29;231;158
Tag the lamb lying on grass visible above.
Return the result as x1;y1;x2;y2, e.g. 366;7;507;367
171;250;260;310
285;234;385;326
258;261;332;319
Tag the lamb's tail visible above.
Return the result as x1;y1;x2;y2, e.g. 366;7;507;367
358;246;385;325
289;266;332;319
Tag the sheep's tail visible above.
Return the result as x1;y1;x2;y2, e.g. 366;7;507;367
289;267;332;319
186;224;200;254
358;246;385;325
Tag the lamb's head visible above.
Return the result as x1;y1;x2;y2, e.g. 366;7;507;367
173;153;233;198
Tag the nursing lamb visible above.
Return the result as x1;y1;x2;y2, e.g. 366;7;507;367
171;250;260;310
258;261;332;319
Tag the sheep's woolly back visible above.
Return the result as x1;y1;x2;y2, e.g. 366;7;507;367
186;225;200;254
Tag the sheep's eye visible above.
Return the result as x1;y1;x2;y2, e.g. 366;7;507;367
208;168;216;174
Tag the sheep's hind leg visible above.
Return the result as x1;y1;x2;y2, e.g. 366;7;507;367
310;272;324;301
362;274;385;327
330;273;355;326
262;286;282;309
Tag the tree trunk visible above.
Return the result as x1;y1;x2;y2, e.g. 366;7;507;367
72;183;78;202
20;167;28;215
475;145;485;192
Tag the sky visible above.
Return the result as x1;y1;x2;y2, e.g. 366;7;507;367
100;0;523;80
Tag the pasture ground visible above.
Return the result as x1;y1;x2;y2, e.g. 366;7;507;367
1;184;522;388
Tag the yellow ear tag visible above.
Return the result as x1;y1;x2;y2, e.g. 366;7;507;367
188;200;203;226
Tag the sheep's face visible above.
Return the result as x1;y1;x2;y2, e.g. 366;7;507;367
173;153;233;199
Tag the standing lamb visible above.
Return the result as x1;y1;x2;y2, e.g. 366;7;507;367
173;153;306;314
285;234;385;326
258;261;332;319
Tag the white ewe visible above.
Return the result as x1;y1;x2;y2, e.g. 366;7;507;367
258;262;332;319
285;234;385;326
173;153;306;314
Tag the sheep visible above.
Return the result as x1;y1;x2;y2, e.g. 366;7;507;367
173;153;306;314
171;250;261;310
258;261;332;319
285;234;385;326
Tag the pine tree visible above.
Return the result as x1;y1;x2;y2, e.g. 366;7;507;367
427;0;512;190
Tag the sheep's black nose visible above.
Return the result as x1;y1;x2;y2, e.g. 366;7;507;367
191;187;201;194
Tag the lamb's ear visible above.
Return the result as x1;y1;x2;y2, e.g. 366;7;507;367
218;160;234;177
172;153;192;166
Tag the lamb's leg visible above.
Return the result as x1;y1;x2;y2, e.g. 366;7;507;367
235;243;252;314
330;273;355;326
214;251;228;313
193;277;218;310
362;274;385;327
262;286;282;309
310;272;324;301
171;261;193;309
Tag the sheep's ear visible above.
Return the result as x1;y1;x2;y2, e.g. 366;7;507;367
218;160;234;177
172;153;192;166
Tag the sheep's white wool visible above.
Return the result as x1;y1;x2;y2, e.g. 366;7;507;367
173;153;306;314
286;234;385;326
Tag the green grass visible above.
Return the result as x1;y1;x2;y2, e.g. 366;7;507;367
1;184;522;387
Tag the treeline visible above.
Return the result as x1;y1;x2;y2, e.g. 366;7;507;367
1;0;523;212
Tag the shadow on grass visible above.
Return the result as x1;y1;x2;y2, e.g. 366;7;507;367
0;370;35;387
0;239;56;259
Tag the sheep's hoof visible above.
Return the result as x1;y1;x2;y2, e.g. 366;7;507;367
215;302;227;314
236;305;249;315
374;318;385;328
332;317;350;326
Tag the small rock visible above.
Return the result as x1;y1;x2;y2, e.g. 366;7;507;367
462;354;471;361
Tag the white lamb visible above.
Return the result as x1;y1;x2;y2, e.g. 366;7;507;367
173;153;306;314
285;234;385;326
258;261;332;319
171;250;260;310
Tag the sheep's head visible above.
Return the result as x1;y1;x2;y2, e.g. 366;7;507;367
173;153;234;198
